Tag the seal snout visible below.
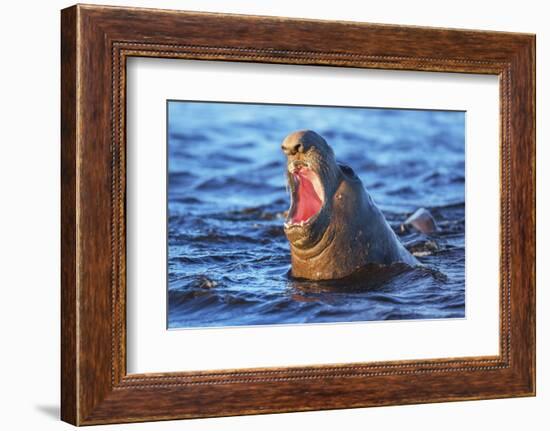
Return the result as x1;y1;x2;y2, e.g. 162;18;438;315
281;130;319;157
281;138;306;156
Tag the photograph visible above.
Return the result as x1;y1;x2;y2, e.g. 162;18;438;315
167;101;466;329
50;2;536;426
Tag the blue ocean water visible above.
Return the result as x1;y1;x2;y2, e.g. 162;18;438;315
167;101;465;329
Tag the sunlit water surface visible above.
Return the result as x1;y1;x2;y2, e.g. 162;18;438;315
167;102;465;328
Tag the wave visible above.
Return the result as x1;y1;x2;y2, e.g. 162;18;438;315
166;103;465;328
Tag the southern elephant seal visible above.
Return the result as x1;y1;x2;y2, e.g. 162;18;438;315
281;130;418;281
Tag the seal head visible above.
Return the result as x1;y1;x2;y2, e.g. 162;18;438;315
282;130;340;250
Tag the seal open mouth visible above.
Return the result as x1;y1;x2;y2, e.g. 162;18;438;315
287;165;324;226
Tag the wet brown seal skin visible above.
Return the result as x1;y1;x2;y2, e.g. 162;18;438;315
282;130;418;281
401;207;437;234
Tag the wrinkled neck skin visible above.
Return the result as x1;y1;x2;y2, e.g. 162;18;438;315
289;171;417;281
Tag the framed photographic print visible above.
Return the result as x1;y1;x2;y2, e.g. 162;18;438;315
61;4;535;425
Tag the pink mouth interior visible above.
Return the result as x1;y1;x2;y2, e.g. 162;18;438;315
291;169;323;223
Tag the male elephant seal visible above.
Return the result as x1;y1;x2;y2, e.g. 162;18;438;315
282;130;418;281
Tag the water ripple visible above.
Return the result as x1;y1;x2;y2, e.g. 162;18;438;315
167;102;465;328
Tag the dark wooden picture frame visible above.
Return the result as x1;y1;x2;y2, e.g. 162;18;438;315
61;4;535;425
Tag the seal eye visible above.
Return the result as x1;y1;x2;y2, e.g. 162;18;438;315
339;163;358;180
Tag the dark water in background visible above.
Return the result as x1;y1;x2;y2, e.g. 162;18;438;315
167;101;465;329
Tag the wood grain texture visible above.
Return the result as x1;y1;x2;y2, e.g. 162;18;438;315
60;5;78;425
60;4;536;425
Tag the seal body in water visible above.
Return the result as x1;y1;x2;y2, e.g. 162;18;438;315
282;130;418;281
401;207;437;234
